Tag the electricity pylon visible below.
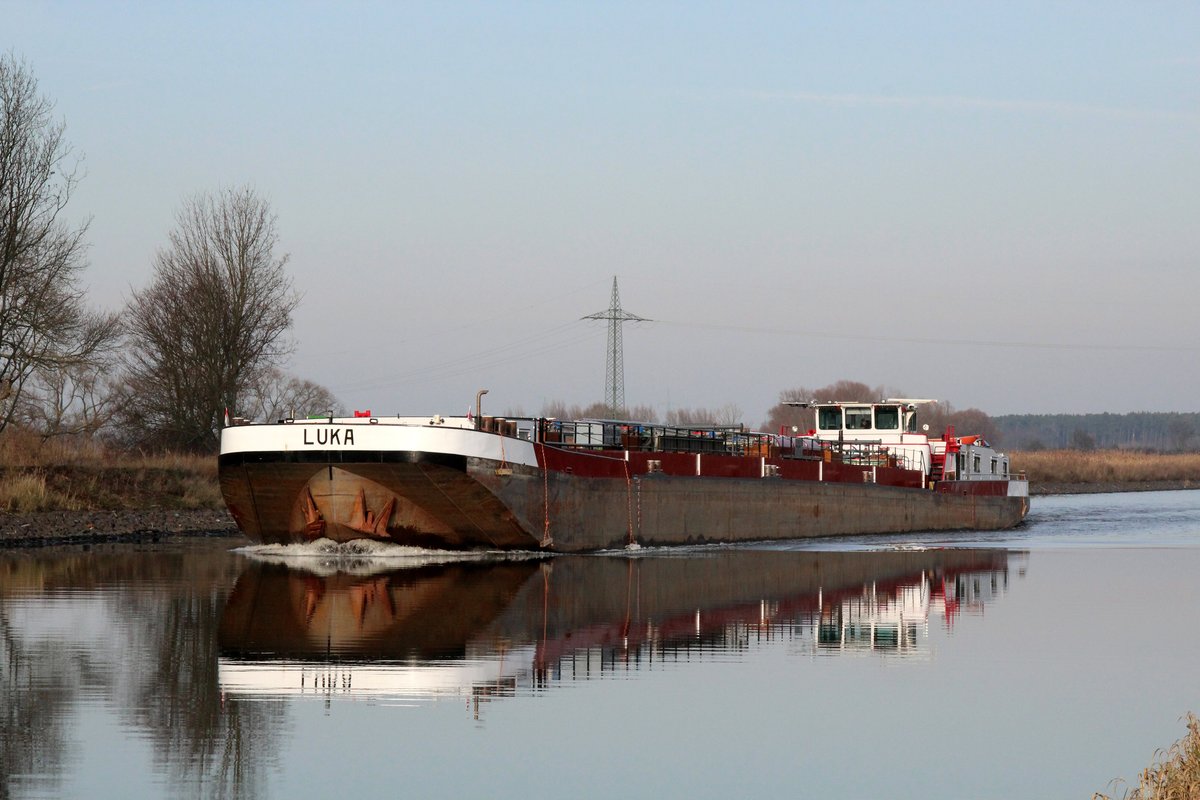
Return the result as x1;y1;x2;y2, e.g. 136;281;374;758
582;276;649;418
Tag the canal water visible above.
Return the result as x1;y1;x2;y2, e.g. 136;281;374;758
2;490;1199;799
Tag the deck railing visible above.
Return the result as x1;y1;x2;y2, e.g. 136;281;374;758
535;418;928;472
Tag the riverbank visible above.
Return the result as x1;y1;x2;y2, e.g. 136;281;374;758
1;446;1198;548
1034;479;1199;495
2;480;1199;549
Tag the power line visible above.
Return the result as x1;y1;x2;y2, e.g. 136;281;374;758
335;320;588;393
654;319;1199;353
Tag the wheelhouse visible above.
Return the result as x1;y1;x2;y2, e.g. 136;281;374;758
814;402;919;437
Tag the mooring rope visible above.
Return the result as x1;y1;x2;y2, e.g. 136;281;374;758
540;444;552;548
624;458;635;546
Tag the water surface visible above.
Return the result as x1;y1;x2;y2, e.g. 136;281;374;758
3;490;1199;799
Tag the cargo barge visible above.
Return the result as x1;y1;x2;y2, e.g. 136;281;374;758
218;396;1028;551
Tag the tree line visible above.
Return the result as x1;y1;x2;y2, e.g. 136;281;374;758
1;55;336;454
994;412;1199;452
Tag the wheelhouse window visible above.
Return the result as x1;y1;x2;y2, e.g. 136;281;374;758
874;405;900;430
817;407;842;430
844;407;872;430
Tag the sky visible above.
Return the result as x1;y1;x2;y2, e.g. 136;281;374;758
6;2;1199;424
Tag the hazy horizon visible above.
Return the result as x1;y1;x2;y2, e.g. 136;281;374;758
8;3;1198;424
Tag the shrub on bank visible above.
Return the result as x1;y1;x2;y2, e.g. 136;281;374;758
1095;713;1200;800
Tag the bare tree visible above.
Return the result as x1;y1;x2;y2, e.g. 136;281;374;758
919;401;999;443
665;403;742;427
121;186;298;452
243;367;341;422
13;312;122;440
763;380;881;433
0;54;120;434
626;403;659;422
542;400;660;422
540;400;571;419
542;400;603;419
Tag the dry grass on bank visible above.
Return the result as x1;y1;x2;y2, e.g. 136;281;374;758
0;429;221;512
1011;450;1200;485
1095;714;1200;800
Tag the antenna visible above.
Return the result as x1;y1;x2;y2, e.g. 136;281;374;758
582;276;649;418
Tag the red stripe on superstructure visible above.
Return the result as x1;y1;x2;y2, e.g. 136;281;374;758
533;444;927;488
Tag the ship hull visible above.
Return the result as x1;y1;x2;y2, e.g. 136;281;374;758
219;425;1028;552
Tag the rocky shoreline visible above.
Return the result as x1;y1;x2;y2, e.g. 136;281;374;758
1;480;1196;549
0;508;245;549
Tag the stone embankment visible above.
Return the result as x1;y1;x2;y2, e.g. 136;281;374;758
0;509;243;549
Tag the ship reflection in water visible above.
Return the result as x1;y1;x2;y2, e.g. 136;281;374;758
217;547;1022;708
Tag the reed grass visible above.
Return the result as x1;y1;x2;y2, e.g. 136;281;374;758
1095;714;1200;800
0;429;223;511
0;471;52;512
1011;450;1200;485
179;473;226;509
